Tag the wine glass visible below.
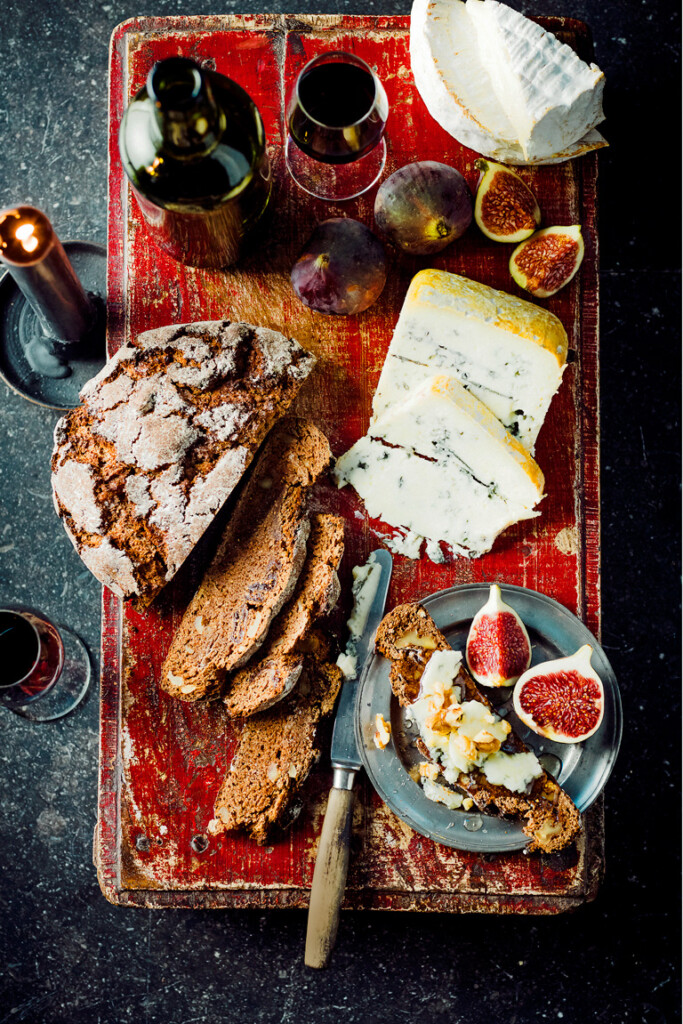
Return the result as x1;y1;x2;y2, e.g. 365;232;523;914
0;607;90;722
285;51;389;201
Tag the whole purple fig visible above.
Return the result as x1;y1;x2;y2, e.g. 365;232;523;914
291;218;387;315
374;161;473;255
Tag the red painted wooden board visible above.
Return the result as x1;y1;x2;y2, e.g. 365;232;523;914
97;13;604;910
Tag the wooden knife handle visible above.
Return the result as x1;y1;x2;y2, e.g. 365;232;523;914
305;784;354;969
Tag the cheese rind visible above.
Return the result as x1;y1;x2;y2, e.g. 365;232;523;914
372;270;567;452
410;0;608;165
467;0;605;161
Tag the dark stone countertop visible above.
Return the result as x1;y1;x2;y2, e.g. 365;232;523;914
0;1;679;1022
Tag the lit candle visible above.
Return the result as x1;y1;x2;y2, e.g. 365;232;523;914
0;206;95;343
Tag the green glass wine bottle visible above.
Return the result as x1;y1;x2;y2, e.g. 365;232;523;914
119;56;272;269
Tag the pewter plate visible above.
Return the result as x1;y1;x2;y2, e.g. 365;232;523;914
355;584;622;853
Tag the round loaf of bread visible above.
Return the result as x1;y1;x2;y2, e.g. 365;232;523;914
50;320;316;602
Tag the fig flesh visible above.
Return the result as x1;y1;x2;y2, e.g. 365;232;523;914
510;225;584;298
466;584;532;687
474;159;541;243
374;161;472;255
291;218;387;315
513;644;604;744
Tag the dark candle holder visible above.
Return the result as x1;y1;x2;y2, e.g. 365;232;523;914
0;207;106;410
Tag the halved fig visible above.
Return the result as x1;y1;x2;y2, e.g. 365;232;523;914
513;644;604;744
466;584;532;688
474;159;541;243
510;225;585;298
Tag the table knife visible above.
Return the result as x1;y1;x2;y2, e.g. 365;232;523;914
305;548;392;969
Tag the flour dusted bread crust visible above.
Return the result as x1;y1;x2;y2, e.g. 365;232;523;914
51;321;316;602
160;419;333;703
212;659;343;844
222;514;344;718
376;603;582;853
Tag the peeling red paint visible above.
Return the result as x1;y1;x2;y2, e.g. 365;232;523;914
96;14;603;912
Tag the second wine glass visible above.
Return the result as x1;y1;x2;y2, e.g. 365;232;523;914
285;51;389;201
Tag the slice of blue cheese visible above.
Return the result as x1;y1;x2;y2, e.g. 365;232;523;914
334;374;545;559
371;269;568;453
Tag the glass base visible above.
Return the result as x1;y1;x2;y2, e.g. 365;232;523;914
1;626;91;722
285;136;387;201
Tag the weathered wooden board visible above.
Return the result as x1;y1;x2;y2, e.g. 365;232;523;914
97;13;603;911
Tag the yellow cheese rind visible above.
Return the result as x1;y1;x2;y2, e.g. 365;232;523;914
427;375;545;498
407;269;569;365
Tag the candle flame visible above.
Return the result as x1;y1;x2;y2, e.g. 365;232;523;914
15;222;40;253
0;206;53;264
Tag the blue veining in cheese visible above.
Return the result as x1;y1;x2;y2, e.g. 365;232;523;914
335;374;544;559
371;270;568;453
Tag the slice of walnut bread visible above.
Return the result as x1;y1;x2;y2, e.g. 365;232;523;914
160;420;332;703
51;321;316;602
211;659;343;844
222;514;345;718
376;603;582;854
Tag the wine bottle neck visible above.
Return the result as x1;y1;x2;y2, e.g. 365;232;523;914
147;58;225;157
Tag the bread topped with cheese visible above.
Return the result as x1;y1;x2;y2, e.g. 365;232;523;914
376;602;582;854
371;269;568;452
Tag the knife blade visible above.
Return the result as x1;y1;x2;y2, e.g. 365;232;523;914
305;549;392;969
330;547;393;775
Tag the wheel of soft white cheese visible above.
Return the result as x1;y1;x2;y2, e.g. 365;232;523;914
410;0;607;164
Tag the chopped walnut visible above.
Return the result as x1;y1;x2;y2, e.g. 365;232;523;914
373;713;391;750
473;729;501;753
444;705;464;728
425;709;451;734
453;734;478;761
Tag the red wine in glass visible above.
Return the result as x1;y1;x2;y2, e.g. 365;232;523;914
285;52;389;200
0;608;90;721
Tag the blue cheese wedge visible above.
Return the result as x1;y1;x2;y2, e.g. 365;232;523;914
335;374;544;559
371;270;568;453
410;0;607;165
372;375;545;510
